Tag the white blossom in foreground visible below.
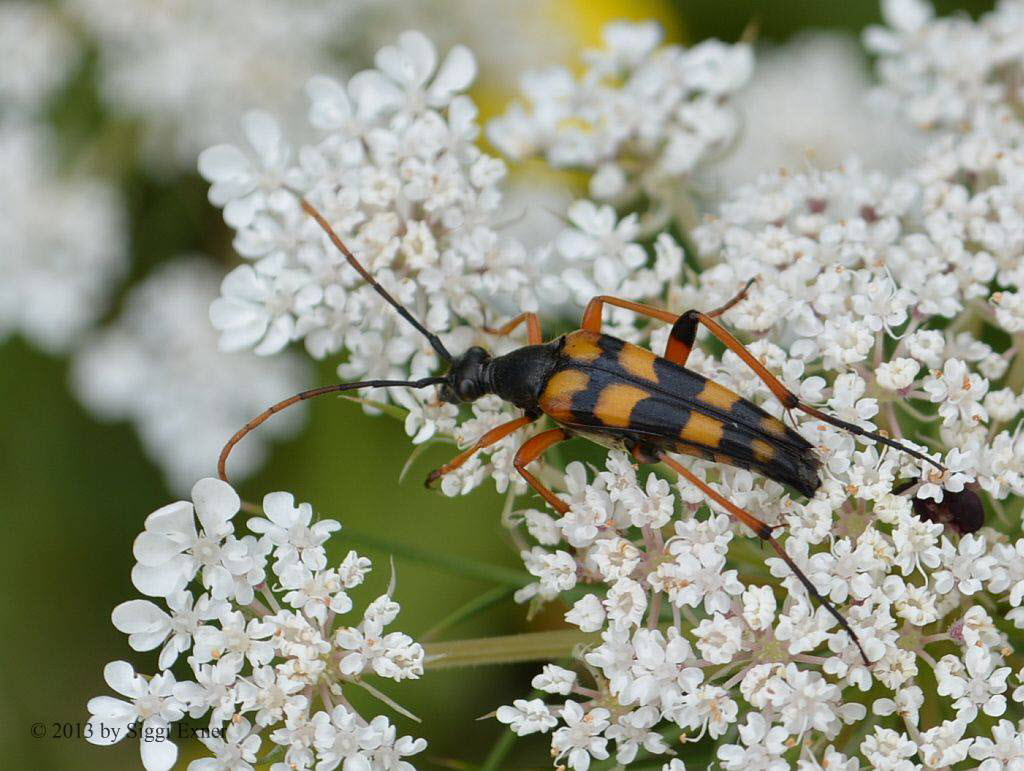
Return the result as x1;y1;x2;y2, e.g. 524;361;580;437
0;122;127;353
87;478;426;770
488;21;752;215
0;1;80;115
490;77;1024;771
71;258;311;493
198;31;566;400
186;16;1024;770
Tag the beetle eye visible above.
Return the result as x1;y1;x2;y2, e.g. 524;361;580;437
458;379;475;398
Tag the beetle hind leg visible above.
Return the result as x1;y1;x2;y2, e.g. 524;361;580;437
656;450;870;666
667;296;944;472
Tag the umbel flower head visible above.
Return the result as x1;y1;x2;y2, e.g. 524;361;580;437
156;11;1024;771
86;478;426;770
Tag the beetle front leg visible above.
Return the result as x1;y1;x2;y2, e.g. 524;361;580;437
426;415;535;487
483;311;543;345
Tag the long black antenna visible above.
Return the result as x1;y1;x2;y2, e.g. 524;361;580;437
218;377;445;482
295;195;453;362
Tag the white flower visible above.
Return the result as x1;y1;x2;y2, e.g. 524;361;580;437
495;698;557;736
923;358;989;427
604;577;648;629
565;594;607;633
532;664;577;696
131;478;242;599
551;701;610;771
620;628;702;711
248;491;340;574
876;357;921;391
190;716;261;770
936;648;1010;721
970;719;1024;769
112;591;225;670
919;718;972;768
490;20;751;209
606;707;668;765
934;533;995;595
693;613;744;664
741;584;778;631
91;479;425;768
86;662;183;771
861;726;918;770
717;713;789;771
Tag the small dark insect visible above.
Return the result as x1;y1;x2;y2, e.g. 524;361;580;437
895;480;985;535
219;197;947;666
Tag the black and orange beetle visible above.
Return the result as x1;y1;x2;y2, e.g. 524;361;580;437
219;196;946;665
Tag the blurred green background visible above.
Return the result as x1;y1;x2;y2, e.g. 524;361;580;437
0;1;996;769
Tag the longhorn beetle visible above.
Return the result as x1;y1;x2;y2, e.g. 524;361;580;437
219;195;947;666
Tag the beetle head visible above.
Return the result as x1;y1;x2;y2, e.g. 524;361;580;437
439;346;492;404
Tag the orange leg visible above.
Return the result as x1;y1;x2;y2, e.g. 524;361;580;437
426;415;535;486
667;308;944;471
484;312;543;345
657;451;870;666
514;428;571;514
580;280;754;365
664;279;754;365
581;296;677;331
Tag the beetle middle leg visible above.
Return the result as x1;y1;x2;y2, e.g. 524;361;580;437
426;415;536;487
514;428;572;514
656;451;871;666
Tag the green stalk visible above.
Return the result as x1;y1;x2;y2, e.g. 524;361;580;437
420;585;515;642
424;629;599;669
479;728;518;771
342;529;535;587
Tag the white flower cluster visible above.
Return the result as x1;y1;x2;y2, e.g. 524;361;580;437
71;258;311;492
0;122;127;354
0;1;79;115
199;32;564;404
865;0;1024;132
500;444;1024;769
486;9;1024;766
488;21;752;210
182;14;1024;770
64;0;365;167
87;478;426;770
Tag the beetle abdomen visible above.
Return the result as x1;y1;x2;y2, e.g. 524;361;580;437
538;330;821;498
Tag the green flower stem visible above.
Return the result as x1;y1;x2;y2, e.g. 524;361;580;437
341;528;535;587
1006;332;1024;392
420;585;515;642
479;727;518;771
424;629;600;669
